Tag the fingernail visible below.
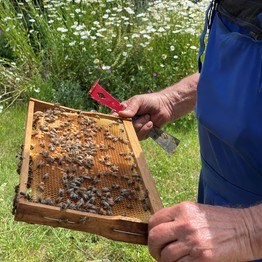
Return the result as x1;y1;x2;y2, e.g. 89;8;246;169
146;122;153;128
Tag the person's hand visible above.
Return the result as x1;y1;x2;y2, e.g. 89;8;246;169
118;92;172;140
114;73;199;140
148;201;256;262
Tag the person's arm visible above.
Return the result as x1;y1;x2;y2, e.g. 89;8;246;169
158;72;199;121
118;72;200;140
148;201;262;262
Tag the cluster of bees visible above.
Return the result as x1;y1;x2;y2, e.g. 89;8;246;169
18;104;151;219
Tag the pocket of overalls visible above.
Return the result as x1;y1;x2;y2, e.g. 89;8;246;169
196;13;262;171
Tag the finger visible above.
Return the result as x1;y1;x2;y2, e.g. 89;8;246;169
160;242;190;262
136;122;153;140
148;222;178;260
149;206;176;231
118;100;139;118
110;110;119;117
132;115;153;139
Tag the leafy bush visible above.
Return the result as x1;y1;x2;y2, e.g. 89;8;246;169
0;0;208;116
0;31;15;60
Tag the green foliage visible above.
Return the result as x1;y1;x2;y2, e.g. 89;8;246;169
0;0;207;114
0;32;15;60
53;80;87;109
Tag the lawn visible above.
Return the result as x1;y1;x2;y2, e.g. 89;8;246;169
0;103;200;262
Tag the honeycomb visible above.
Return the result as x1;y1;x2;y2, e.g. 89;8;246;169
27;104;151;221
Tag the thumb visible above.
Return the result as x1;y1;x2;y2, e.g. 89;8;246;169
118;100;139;118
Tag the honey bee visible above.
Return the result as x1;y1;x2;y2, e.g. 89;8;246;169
127;204;133;209
38;185;45;192
58;188;64;197
110;164;119;172
42;173;49;180
39;125;49;132
39;141;46;148
131;163;137;171
124;156;132;161
37;160;45;169
102;187;111;193
114;195;123;203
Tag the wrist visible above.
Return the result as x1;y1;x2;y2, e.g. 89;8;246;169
242;205;262;260
158;73;199;121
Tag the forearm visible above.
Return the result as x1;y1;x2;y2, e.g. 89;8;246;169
158;72;199;121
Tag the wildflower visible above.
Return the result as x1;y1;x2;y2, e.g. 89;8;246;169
3;17;12;22
96;32;104;38
29;19;36;23
69;41;76;46
34;88;40;93
190;45;197;50
185;28;195;34
172;29;182;34
0;105;3;113
75;8;81;13
93;21;100;27
162;54;167;60
147;90;152;93
94;59;100;64
57;27;68;33
174;55;179;59
80;30;91;39
122;16;129;21
122;52;127;57
143;34;151;40
75;25;85;31
131;33;140;38
102;65;110;70
152;73;157;77
17;13;23;19
124;7;135;15
158;27;165;33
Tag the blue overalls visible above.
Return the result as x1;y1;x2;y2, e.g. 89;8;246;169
196;1;262;260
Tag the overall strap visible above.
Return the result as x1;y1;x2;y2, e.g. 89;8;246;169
198;0;219;73
218;0;262;40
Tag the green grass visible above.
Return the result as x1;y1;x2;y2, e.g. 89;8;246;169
0;104;200;262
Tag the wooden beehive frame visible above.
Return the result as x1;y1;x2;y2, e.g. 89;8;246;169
14;98;163;244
